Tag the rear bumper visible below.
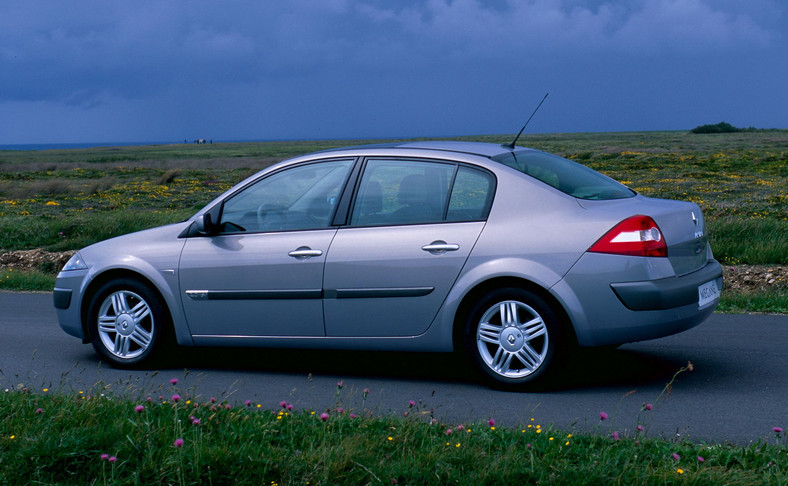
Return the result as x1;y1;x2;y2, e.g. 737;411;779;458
555;256;723;347
610;260;723;311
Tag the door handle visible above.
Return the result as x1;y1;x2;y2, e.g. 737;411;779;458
421;241;460;253
288;247;323;259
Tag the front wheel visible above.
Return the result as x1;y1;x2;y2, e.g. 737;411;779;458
87;279;171;368
464;288;565;390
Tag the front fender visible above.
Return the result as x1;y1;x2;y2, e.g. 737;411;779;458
78;255;193;347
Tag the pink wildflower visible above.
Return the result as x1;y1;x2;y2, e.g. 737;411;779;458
599;412;608;421
611;431;620;441
350;413;358;419
210;397;217;403
108;456;117;463
192;418;201;425
645;403;653;411
672;453;680;461
408;400;416;407
244;400;252;407
773;427;783;434
174;438;184;448
697;456;705;463
35;408;43;414
637;425;645;432
171;394;181;402
320;412;330;421
445;428;453;435
488;419;496;427
100;454;109;461
169;378;178;385
134;405;144;413
280;400;287;408
286;403;293;411
146;397;152;402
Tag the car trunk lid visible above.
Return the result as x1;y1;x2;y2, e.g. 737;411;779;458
579;196;710;276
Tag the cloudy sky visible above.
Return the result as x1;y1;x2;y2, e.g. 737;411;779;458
1;0;786;144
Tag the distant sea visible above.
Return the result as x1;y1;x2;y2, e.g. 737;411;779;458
0;140;256;150
0;141;199;151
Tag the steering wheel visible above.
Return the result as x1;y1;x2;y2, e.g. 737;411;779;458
256;204;287;231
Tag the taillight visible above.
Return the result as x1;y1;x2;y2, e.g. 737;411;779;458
588;215;667;257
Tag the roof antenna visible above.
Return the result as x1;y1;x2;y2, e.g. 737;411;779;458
505;92;549;149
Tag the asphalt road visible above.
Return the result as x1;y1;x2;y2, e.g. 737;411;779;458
2;291;786;445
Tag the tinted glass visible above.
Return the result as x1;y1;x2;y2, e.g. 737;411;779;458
493;150;635;200
220;159;353;232
447;166;494;221
350;159;494;226
351;159;453;226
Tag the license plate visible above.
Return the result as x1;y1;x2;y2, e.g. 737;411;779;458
698;280;720;308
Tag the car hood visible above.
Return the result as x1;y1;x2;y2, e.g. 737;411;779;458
79;221;191;270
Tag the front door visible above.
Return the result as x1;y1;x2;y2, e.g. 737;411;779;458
179;158;354;337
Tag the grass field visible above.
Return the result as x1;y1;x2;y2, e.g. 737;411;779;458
1;130;786;310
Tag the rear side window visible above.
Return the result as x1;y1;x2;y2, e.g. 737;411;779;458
493;150;635;200
350;159;494;226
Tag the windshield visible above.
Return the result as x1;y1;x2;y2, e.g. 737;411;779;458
493;150;636;200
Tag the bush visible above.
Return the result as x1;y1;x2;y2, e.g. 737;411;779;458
691;122;741;134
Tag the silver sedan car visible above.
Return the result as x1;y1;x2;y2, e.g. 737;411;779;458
54;141;722;389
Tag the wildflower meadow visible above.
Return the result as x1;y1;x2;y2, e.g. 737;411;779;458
1;377;785;485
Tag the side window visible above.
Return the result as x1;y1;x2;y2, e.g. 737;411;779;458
447;166;494;222
220;159;353;233
350;159;494;226
351;159;453;226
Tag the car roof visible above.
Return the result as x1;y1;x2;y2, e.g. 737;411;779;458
315;140;537;159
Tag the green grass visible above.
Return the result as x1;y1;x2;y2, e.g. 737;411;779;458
1;382;785;485
711;217;788;265
715;289;788;314
0;268;55;291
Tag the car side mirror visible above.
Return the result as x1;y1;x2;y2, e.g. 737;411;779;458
192;205;223;236
194;214;212;235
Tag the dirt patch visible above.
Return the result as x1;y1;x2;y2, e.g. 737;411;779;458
723;265;788;292
1;249;77;272
2;249;785;293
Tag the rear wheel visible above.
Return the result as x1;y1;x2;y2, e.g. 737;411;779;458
87;279;171;368
464;287;564;390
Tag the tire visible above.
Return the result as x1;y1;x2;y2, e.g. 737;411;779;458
464;287;565;390
87;278;172;368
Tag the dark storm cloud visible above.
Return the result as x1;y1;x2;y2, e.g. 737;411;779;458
0;0;785;143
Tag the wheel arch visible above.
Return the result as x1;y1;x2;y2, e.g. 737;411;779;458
80;269;174;343
451;276;578;353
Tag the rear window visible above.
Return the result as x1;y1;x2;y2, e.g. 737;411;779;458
493;150;635;200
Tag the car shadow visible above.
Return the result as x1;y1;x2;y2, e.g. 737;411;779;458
168;344;691;392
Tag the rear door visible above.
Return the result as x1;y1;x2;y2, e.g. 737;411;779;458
323;158;495;337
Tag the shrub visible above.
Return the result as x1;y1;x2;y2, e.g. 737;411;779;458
691;122;741;134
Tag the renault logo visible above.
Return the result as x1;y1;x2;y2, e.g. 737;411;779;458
508;334;517;345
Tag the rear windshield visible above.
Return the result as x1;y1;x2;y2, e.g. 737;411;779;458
493;150;635;200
